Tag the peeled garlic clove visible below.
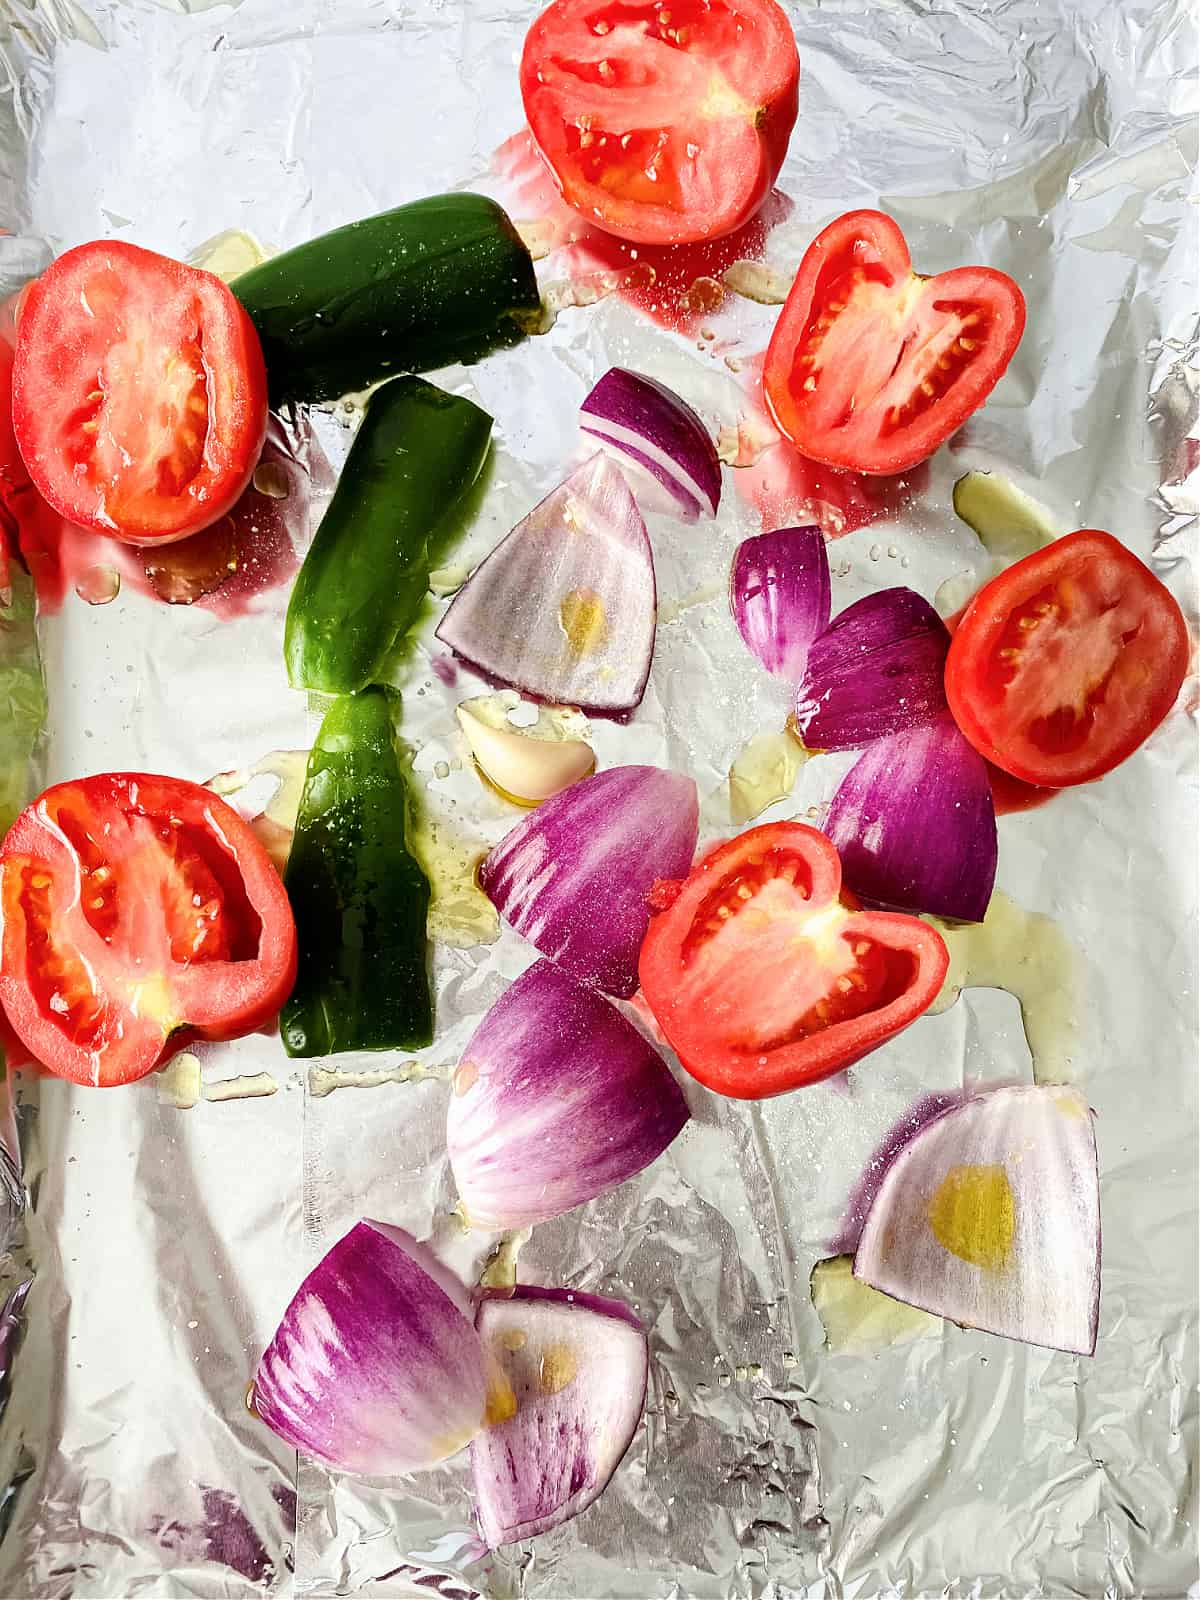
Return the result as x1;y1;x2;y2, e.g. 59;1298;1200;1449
456;703;594;805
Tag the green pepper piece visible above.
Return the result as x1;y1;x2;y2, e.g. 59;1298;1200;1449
285;375;492;695
0;561;47;835
231;192;541;406
281;687;432;1058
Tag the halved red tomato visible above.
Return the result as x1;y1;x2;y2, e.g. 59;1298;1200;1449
763;211;1025;475
945;530;1190;788
520;0;799;246
638;822;948;1099
12;241;267;546
0;774;297;1086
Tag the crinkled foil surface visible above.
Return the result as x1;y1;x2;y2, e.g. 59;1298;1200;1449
0;1;1196;1595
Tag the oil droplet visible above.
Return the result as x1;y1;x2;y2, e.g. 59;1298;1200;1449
202;1071;277;1102
500;1328;528;1353
728;729;809;823
433;760;450;780
406;785;499;950
485;1377;518;1425
926;891;1079;1081
74;565;121;606
656;577;725;625
810;1255;941;1351
478;1227;532;1289
538;1342;578;1394
514;217;560;262
559;587;609;659
144;518;237;605
721;260;792;305
309;1060;428;1097
157;1052;201;1110
453;1060;479;1097
952;469;1058;561
188;228;272;283
252;460;290;499
927;1163;1015;1271
428;562;470;597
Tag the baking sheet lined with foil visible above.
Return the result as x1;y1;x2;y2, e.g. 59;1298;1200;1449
0;0;1196;1596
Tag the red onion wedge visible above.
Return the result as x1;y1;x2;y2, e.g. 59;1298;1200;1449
731;526;831;680
580;368;721;523
435;453;655;714
854;1085;1101;1355
448;959;688;1230
471;1287;648;1547
480;764;699;997
794;587;950;750
253;1220;500;1476
825;713;997;922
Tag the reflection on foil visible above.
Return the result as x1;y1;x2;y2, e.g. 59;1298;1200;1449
0;0;1195;1596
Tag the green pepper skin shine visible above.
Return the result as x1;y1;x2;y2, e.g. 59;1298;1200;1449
284;375;492;695
281;688;432;1058
232;192;541;405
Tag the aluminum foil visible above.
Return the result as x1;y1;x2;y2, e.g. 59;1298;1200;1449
0;0;1197;1595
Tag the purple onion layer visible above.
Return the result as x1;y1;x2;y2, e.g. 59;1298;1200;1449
253;1220;490;1477
581;367;721;522
795;586;950;750
731;526;831;680
825;713;997;922
480;763;699;996
447;958;688;1231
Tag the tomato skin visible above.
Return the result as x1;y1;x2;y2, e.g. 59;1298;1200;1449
0;774;297;1087
12;241;268;547
520;0;800;247
945;530;1190;788
763;210;1025;475
638;822;948;1100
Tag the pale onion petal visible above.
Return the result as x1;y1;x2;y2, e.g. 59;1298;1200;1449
471;1287;648;1547
435;453;655;714
853;1085;1101;1354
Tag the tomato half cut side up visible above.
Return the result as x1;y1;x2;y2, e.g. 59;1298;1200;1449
0;775;297;1087
945;529;1190;788
638;822;949;1099
12;241;268;546
520;0;800;246
763;210;1026;475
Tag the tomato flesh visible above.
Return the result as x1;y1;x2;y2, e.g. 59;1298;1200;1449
764;210;1025;475
12;241;268;546
520;0;800;245
639;822;948;1099
945;529;1190;787
0;774;296;1086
